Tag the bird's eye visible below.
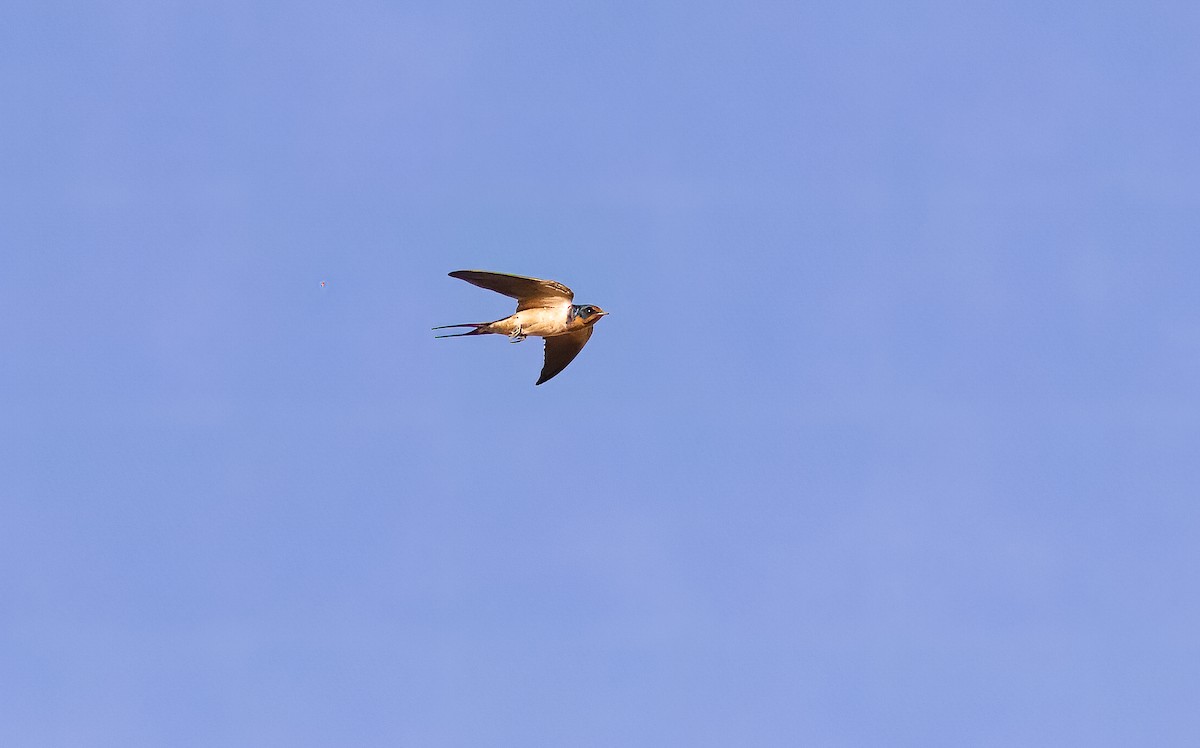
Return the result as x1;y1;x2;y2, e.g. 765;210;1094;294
584;306;594;314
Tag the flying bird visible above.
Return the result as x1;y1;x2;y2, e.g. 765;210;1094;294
434;270;608;385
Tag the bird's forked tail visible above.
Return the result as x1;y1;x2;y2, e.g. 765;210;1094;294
432;322;493;338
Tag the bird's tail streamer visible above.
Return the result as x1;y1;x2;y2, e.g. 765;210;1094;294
432;323;492;339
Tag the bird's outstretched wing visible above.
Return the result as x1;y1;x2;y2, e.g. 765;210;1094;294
449;270;574;311
537;327;594;385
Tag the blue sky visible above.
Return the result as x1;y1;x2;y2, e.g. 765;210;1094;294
3;1;1199;745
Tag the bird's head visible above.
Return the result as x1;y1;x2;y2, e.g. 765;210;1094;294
573;304;609;325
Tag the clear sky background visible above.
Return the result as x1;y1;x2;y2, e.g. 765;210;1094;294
3;1;1199;745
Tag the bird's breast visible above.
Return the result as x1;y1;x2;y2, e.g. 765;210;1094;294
511;306;572;337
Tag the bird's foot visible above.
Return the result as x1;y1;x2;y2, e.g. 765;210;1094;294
509;325;526;343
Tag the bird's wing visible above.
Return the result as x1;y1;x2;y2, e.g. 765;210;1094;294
537;326;594;385
448;270;574;311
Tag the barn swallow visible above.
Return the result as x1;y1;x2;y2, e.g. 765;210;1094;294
433;270;608;385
